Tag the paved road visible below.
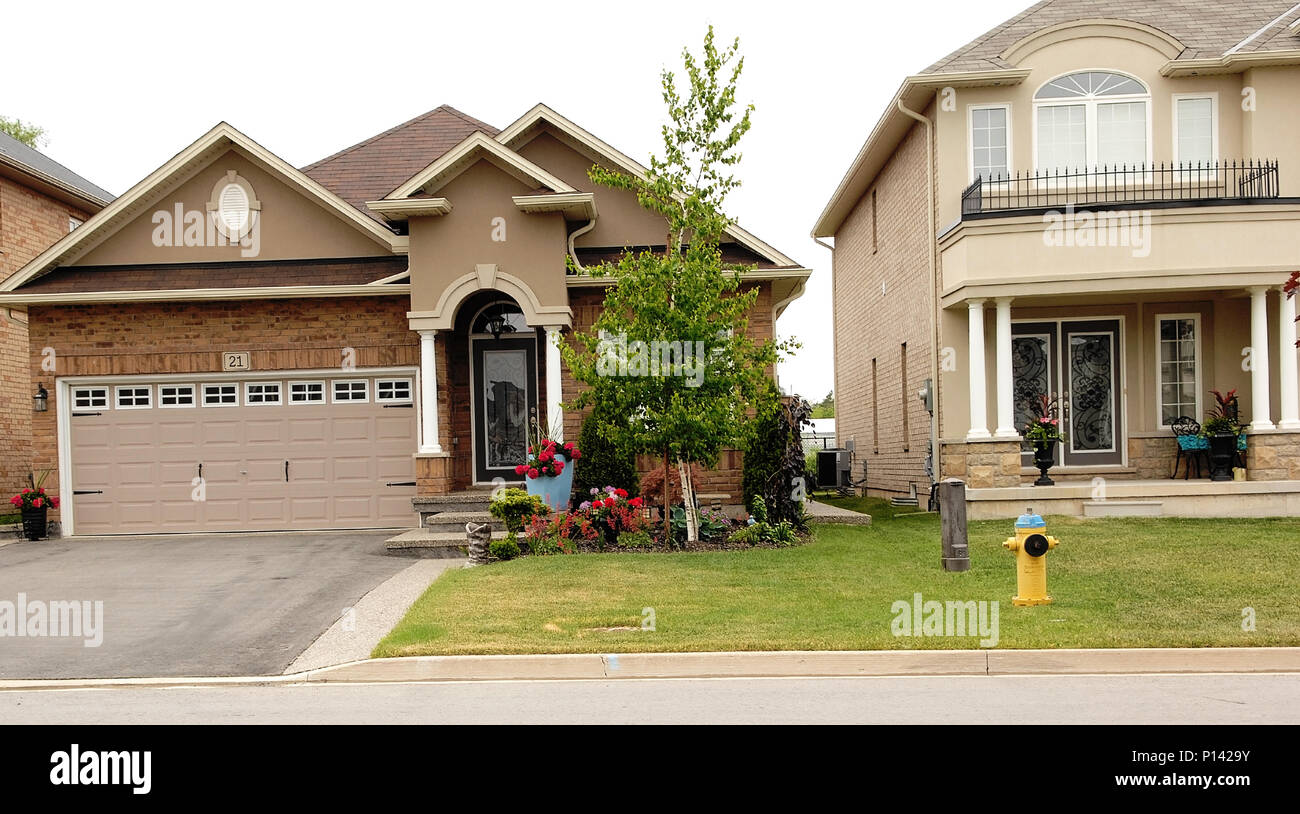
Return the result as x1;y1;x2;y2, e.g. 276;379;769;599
0;531;408;679
2;673;1296;723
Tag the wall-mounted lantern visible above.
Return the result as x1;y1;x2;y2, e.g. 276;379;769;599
33;384;48;413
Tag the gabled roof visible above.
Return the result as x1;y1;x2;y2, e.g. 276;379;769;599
302;105;497;219
498;102;802;268
0;129;114;210
383;131;575;200
2;121;400;292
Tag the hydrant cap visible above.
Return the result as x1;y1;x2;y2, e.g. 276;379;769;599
1015;510;1046;529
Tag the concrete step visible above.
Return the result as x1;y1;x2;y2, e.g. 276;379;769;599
413;491;496;515
1083;500;1163;518
386;528;508;557
420;511;500;534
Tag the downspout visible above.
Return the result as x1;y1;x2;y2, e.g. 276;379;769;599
896;96;941;492
567;216;597;273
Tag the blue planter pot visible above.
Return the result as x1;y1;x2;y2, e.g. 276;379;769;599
525;453;574;512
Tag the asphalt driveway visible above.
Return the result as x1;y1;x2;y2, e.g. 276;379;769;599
0;531;410;679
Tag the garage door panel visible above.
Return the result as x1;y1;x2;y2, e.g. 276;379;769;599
69;374;417;534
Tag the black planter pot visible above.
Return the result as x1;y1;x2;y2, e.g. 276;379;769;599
20;506;47;541
1208;433;1239;482
1032;440;1057;486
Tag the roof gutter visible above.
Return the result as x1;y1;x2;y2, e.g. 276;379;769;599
895;95;941;486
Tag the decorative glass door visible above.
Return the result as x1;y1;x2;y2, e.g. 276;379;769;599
1012;319;1123;467
471;336;538;483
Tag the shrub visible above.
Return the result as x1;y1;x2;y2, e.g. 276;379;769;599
489;488;549;532
728;524;765;546
742;395;812;529
575;486;645;547
640;462;706;509
616;530;655;549
489;533;521;561
573;408;639;498
669;506;731;541
522;511;597;554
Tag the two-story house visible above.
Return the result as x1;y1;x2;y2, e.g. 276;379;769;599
0;105;807;536
815;0;1300;518
0;131;112;499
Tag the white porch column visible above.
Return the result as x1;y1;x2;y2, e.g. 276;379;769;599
545;326;565;443
993;297;1018;439
1249;287;1274;431
418;330;442;453
966;299;991;440
1279;285;1300;430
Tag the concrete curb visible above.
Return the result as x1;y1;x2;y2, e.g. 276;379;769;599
1;647;1297;691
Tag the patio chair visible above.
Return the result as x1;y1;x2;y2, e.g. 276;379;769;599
1170;416;1208;479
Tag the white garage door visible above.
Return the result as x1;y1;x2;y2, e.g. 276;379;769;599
66;374;418;535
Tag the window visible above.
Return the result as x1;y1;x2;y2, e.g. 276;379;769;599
470;300;528;335
871;358;879;454
1157;315;1201;427
900;343;909;453
969;104;1010;182
159;384;196;408
1174;95;1216;167
72;387;108;409
870;188;878;254
289;381;325;404
1034;71;1150;172
114;385;152;409
245;382;282;405
202;384;239;407
68;217;83;232
376;379;413;403
332;380;368;403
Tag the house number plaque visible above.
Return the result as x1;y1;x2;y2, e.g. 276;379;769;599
222;352;251;372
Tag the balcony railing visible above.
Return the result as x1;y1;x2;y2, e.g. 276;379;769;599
960;160;1280;217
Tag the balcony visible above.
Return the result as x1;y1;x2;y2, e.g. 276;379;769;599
960;160;1280;218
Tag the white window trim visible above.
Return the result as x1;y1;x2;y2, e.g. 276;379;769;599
113;385;152;410
1031;69;1152;177
201;383;241;408
330;379;370;404
288;380;327;404
72;387;109;410
1171;92;1219;169
158;384;197;409
68;217;83;233
1154;312;1203;429
967;102;1013;184
375;378;414;403
244;381;284;406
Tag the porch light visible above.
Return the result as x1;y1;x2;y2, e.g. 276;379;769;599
33;384;48;413
485;315;507;339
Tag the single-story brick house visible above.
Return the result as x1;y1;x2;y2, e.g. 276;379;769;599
0;105;808;535
0;130;113;498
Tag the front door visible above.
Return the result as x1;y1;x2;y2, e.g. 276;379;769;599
1012;319;1123;467
471;336;538;484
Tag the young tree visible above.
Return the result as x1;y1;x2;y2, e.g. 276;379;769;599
0;116;48;149
560;27;793;542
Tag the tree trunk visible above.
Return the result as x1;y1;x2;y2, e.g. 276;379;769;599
662;446;672;532
678;458;699;543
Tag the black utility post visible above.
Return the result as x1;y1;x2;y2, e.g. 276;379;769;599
938;478;970;572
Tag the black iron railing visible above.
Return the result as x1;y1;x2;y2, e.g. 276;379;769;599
961;160;1280;216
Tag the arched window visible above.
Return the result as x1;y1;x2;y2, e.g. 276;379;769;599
470;300;529;336
1034;71;1150;172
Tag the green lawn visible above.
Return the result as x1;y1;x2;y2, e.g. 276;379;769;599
374;513;1300;656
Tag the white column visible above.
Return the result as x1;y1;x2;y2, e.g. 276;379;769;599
1249;287;1274;431
966;299;991;440
993;297;1018;439
545;326;564;443
418;330;442;453
1278;286;1300;430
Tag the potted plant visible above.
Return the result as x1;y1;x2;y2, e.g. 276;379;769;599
1202;389;1243;482
8;471;60;541
516;437;581;512
1023;394;1066;486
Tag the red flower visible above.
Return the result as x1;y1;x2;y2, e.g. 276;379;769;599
32;497;43;508
50;496;60;509
528;468;539;479
629;497;643;508
614;488;628;498
571;449;581;460
553;460;564;473
514;464;526;475
9;496;20;506
22;489;29;495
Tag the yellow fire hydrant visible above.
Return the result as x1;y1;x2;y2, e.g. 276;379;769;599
1002;509;1059;606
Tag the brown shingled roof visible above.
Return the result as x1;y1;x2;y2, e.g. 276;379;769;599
302;105;498;220
923;0;1300;74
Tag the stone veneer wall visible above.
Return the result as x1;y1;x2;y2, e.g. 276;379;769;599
940;439;1021;488
1246;431;1300;481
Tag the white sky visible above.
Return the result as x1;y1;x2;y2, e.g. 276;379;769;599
4;0;1031;401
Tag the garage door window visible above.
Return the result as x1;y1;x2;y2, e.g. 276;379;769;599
159;384;196;408
202;384;239;407
115;386;152;409
376;379;412;403
332;380;369;403
72;387;109;409
289;381;325;404
246;382;283;405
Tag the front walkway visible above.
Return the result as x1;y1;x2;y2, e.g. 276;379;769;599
966;478;1300;519
804;498;873;524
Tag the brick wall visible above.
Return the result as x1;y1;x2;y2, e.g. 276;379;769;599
832;123;934;497
28;295;417;515
0;175;92;498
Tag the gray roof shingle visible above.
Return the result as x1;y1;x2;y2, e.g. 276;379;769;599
0;129;114;205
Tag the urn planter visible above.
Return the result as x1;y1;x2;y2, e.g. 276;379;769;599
525;453;575;512
1207;433;1239;482
1032;441;1057;487
20;506;48;541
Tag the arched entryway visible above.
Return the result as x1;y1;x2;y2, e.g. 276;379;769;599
466;298;538;483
